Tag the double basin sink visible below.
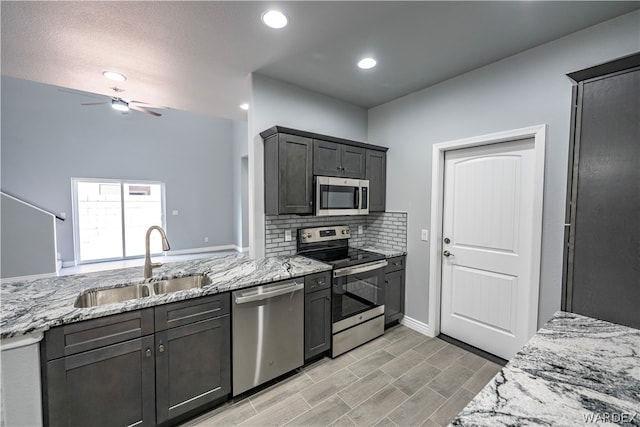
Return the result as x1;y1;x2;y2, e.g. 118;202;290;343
74;274;212;308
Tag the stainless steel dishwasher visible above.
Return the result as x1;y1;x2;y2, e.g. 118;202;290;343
232;279;304;396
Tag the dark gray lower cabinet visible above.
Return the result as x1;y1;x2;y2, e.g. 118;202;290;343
304;288;331;360
385;256;406;327
43;294;231;427
46;336;156;427
304;271;331;360
156;315;230;424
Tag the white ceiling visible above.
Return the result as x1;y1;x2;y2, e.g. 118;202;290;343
2;1;638;121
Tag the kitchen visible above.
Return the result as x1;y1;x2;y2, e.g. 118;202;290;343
1;2;639;426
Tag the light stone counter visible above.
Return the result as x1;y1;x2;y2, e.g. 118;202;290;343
0;254;331;339
451;311;640;426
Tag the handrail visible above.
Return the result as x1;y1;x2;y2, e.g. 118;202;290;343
0;191;65;221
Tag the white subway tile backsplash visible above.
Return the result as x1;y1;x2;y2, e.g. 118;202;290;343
264;212;407;257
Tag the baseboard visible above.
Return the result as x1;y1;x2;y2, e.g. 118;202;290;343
400;315;435;337
62;261;76;268
233;245;250;253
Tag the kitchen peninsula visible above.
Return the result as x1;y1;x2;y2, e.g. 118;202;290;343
452;311;640;426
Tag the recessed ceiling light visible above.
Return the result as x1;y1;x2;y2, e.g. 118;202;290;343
111;98;130;112
240;103;249;111
102;71;127;81
262;10;288;29
357;58;377;70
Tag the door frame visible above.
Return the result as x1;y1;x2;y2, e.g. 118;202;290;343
427;125;546;338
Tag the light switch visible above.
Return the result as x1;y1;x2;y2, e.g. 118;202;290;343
284;230;292;242
172;210;179;216
421;229;429;241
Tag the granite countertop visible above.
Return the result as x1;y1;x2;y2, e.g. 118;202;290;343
356;245;407;258
0;254;332;339
451;311;640;426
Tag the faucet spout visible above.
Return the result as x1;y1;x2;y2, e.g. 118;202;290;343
144;226;171;279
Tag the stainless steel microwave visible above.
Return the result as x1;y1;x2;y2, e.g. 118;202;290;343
315;176;369;216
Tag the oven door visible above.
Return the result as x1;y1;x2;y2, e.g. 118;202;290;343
316;176;369;216
332;260;388;324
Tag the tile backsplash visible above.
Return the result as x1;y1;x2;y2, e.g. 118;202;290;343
265;212;407;257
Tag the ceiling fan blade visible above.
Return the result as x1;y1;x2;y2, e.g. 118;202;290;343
130;104;162;117
129;100;165;109
58;88;104;99
81;102;109;106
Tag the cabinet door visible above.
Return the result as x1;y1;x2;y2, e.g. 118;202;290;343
366;150;387;212
155;315;231;424
278;134;313;214
341;145;366;179
384;269;405;326
313;140;341;176
304;288;331;360
46;336;156;427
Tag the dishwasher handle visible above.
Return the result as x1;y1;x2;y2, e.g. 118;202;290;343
234;281;303;304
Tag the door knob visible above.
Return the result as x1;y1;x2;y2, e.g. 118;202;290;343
443;250;453;257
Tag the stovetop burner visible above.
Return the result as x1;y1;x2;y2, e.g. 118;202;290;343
302;246;385;268
296;225;385;268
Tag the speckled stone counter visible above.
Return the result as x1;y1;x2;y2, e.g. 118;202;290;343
356;245;407;258
0;254;331;339
451;311;640;426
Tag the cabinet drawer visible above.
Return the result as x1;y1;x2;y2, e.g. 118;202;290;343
385;256;406;273
154;293;230;331
304;271;331;293
45;309;154;361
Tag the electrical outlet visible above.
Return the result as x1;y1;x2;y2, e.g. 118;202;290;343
204;237;209;243
172;210;179;216
421;229;429;241
358;225;363;235
59;212;66;220
284;230;292;242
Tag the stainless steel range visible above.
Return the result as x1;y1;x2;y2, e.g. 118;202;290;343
298;225;387;357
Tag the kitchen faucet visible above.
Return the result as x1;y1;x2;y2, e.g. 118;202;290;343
144;225;171;279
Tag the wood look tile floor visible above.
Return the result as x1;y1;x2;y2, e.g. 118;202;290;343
180;325;502;427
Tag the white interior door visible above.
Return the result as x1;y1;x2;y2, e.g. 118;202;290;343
440;138;538;360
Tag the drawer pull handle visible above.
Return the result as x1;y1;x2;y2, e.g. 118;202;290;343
145;348;152;358
159;343;165;353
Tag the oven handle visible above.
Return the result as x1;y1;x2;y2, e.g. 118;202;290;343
333;260;388;278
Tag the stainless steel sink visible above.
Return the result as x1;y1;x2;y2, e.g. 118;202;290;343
153;274;211;294
74;283;151;308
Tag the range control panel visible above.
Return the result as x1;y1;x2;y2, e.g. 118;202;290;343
299;225;351;244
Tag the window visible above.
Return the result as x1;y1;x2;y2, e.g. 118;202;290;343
72;178;166;263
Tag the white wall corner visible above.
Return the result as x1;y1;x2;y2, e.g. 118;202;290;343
400;315;435;337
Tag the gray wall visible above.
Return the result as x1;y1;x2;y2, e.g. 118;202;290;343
248;74;368;257
1;194;57;278
1;77;236;264
231;120;249;250
367;11;640;328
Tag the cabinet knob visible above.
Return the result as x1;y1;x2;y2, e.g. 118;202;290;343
309;201;313;206
326;296;330;301
145;348;152;358
159;343;165;353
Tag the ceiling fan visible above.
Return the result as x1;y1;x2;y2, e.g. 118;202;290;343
80;87;162;117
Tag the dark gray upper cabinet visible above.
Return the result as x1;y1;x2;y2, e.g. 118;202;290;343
264;133;313;215
366;150;387;212
313;140;365;179
261;126;388;215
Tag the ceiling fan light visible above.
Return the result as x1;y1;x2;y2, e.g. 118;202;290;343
103;71;127;81
111;99;130;112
